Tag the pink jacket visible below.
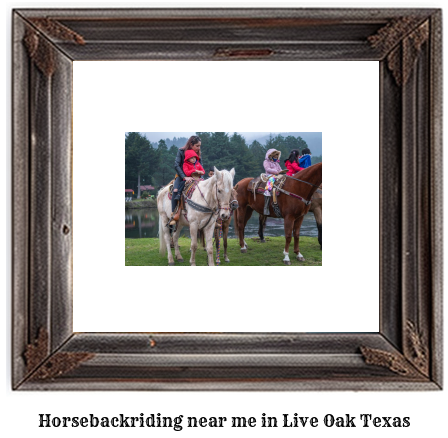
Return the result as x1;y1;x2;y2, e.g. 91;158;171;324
263;149;282;175
183;150;205;177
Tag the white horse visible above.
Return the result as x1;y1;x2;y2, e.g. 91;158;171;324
158;167;235;266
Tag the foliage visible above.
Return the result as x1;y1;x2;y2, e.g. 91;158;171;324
125;132;320;190
153;139;178;185
141;191;150;199
125;132;159;197
311;155;322;165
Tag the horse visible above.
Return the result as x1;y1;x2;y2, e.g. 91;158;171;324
309;184;322;249
211;184;239;263
157;167;235;266
233;162;322;264
257;183;322;249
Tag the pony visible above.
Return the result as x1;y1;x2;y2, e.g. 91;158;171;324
257;183;322;249
157;167;235;266
233;162;322;264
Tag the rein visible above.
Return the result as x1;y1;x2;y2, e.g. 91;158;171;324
273;170;321;206
284;173;321;189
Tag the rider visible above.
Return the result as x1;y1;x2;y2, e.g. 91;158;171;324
299;147;312;169
183;149;205;180
263;148;282;215
284;149;304;176
169;135;202;226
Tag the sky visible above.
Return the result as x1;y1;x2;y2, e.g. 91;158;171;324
140;132;266;143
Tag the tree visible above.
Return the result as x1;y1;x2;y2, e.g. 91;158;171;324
198;132;231;172
249;140;267;174
153;139;174;185
296;136;308;151
125;132;158;198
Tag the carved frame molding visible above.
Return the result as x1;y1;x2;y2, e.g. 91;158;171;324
12;8;442;390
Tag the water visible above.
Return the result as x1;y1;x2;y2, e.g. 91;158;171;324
125;207;318;239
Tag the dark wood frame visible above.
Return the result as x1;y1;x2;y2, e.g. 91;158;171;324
12;8;442;390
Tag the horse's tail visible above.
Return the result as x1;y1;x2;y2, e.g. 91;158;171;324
157;188;168;255
159;213;166;255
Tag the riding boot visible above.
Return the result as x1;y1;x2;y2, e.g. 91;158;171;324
263;195;271;215
171;193;178;214
167;196;179;228
169;196;182;226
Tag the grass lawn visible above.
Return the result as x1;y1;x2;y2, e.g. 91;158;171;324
125;236;322;266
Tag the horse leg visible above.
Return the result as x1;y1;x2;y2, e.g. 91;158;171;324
313;206;322;249
189;223;199;266
173;223;184;262
237;206;253;253
223;220;230;262
283;215;295;265
216;219;230;263
162;215;176;265
293;216;305;261
205;225;215;266
258;214;267;243
236;206;246;252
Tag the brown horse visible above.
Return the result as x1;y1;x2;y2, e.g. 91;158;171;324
309;184;322;249
234;162;322;264
258;183;322;249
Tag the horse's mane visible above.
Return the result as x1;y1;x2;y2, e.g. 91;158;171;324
291;161;322;179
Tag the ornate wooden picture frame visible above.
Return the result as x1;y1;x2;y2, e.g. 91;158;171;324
12;8;442;390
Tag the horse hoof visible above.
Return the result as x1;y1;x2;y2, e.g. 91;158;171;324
283;260;291;265
240;248;247;253
260;239;266;243
168;262;175;266
297;257;305;262
177;258;184;263
190;263;196;266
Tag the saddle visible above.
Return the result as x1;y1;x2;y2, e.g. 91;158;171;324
248;174;286;198
248;174;287;218
167;179;199;201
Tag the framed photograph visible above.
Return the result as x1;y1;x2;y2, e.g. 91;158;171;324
12;8;442;390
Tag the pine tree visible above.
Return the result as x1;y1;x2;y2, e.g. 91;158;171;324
125;132;159;198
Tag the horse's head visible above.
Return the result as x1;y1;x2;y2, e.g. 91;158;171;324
214;167;235;220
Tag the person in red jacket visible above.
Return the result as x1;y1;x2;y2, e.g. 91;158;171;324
284;149;304;176
183;149;205;179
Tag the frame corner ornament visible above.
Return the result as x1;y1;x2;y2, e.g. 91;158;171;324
368;17;429;86
359;346;425;380
24;328;95;382
22;17;85;77
405;320;429;377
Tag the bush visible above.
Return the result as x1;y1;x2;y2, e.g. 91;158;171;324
141;191;150;199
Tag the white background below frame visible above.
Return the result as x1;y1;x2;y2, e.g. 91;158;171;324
73;60;379;332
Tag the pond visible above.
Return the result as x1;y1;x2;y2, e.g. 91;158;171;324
125;208;318;239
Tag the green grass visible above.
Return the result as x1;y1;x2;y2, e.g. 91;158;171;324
125;198;157;209
125;236;322;266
